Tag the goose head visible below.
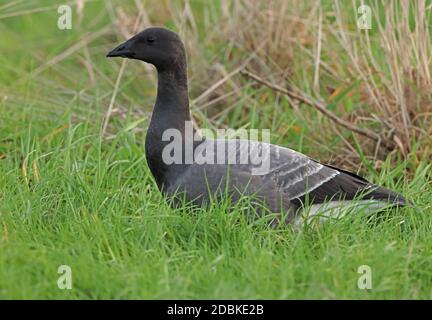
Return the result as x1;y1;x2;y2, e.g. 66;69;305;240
106;27;186;71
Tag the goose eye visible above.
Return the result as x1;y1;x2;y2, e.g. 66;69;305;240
147;36;155;44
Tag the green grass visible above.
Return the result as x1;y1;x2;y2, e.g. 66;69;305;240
0;0;431;299
0;113;431;299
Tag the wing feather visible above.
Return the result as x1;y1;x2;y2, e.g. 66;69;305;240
164;139;405;217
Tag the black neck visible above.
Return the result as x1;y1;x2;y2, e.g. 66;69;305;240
145;62;196;190
155;67;190;119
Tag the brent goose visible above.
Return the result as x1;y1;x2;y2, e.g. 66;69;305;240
107;27;406;224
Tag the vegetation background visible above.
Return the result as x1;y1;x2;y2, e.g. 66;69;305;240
0;0;431;299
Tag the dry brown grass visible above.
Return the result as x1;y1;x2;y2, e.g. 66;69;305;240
82;0;432;171
219;0;432;169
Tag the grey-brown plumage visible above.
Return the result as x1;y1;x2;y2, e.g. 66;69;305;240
107;27;406;224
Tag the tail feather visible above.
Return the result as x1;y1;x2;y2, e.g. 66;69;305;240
296;163;408;207
361;185;406;206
